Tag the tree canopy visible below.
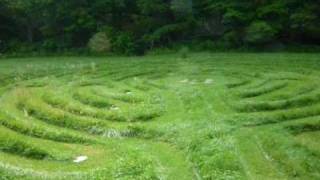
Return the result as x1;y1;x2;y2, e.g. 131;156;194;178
0;0;319;54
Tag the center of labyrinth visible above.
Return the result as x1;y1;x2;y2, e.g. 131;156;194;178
1;62;320;179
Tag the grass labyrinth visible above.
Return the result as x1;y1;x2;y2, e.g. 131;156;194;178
0;53;320;179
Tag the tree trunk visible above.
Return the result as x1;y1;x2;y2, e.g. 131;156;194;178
27;25;33;43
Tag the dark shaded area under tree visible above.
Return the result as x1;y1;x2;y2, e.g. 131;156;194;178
0;0;319;55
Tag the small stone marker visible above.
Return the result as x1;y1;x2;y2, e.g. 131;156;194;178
111;105;120;111
204;79;213;84
126;91;133;95
73;156;88;163
180;79;189;83
23;108;29;117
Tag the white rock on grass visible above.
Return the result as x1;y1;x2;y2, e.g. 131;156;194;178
110;105;120;111
180;79;189;83
73;156;88;163
204;79;213;84
23;108;29;117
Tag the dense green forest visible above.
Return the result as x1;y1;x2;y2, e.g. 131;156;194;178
0;0;320;55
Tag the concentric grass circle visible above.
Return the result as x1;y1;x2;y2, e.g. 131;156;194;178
1;54;320;179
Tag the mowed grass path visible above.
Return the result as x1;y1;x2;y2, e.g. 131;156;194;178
0;53;320;179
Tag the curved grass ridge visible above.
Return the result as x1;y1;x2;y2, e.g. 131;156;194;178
225;69;320;179
1;54;320;179
0;112;92;144
227;74;320;126
237;81;288;98
0;64;195;179
234;90;320;112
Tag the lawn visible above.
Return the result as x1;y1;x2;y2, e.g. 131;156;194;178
0;53;320;179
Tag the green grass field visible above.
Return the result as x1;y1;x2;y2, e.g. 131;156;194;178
1;53;320;180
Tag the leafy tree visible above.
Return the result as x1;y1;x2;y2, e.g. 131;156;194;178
0;1;14;51
6;0;50;43
289;4;320;42
245;21;277;45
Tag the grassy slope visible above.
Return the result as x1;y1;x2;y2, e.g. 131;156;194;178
0;53;320;179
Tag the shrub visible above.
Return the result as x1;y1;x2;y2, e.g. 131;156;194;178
191;40;229;51
171;0;193;17
179;46;189;59
111;33;136;55
88;32;111;53
146;47;175;55
195;40;216;50
223;31;242;47
223;9;247;26
41;39;59;52
0;40;6;53
7;40;36;53
245;21;277;45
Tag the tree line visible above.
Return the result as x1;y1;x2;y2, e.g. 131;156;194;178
0;0;319;55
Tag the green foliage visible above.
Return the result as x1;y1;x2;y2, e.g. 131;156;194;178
0;0;320;54
223;9;248;26
179;47;190;59
245;21;277;45
171;0;193;17
223;31;242;47
88;32;111;53
111;32;136;55
41;39;59;52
